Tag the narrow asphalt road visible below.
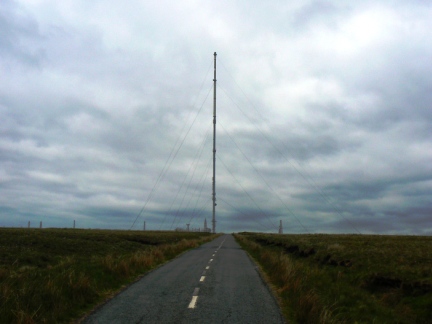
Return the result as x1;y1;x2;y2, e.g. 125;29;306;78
83;234;284;323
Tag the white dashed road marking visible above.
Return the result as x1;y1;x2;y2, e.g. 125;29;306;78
188;288;200;309
188;296;198;309
188;237;226;310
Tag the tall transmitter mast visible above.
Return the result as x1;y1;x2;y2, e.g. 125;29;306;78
212;52;217;233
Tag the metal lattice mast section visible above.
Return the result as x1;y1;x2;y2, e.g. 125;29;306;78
212;52;217;234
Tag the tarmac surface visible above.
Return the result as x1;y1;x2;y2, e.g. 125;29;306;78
83;234;284;323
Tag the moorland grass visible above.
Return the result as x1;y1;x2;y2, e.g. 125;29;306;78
0;228;217;323
235;233;432;323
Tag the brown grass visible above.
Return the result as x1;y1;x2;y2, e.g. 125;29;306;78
235;232;432;323
0;228;218;323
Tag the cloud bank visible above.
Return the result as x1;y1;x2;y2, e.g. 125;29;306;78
1;0;431;234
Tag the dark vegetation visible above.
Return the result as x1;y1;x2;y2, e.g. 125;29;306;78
235;233;432;323
0;228;217;323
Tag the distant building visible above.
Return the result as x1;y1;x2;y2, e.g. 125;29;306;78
203;218;211;232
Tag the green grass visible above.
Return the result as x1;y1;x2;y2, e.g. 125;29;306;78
235;233;432;323
0;228;218;323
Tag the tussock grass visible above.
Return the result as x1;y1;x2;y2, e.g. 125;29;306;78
0;228;218;323
235;233;432;323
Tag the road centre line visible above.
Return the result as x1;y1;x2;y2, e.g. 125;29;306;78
188;288;200;309
188;238;226;310
188;296;198;309
216;238;226;250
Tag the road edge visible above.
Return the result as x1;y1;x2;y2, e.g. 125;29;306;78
76;234;222;323
233;234;287;324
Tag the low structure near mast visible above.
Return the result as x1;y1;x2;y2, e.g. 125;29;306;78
203;218;211;233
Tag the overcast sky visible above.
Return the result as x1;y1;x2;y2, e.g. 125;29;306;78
1;0;431;234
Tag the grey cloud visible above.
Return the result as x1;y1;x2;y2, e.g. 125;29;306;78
1;0;431;234
0;1;45;68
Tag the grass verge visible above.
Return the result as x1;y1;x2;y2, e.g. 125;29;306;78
0;228;219;323
234;233;432;323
